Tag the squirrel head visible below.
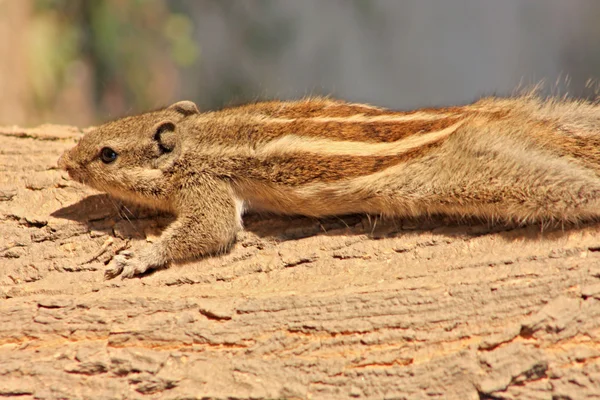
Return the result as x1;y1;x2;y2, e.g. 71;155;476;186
58;100;199;202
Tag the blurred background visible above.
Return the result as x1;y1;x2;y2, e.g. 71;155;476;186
0;0;599;126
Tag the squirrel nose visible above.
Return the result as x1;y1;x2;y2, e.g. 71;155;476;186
57;151;70;171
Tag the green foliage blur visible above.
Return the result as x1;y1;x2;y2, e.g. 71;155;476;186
2;0;597;126
30;0;199;120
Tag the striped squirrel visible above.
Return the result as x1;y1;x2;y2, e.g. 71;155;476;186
58;95;600;279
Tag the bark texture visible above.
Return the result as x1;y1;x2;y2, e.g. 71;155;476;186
1;125;600;399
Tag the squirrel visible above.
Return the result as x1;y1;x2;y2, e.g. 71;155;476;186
58;95;600;279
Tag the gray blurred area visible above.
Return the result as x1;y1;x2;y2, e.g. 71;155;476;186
0;0;598;125
187;0;600;110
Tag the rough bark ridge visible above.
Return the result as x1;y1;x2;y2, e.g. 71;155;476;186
1;125;600;399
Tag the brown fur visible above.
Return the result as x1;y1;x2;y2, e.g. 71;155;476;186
253;116;464;143
57;95;600;278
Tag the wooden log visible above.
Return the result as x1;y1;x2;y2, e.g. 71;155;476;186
1;125;599;399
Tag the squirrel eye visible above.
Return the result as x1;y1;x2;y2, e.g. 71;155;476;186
100;147;118;164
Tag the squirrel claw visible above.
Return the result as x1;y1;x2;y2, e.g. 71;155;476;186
120;257;151;279
104;252;151;280
104;252;129;280
104;261;124;280
104;250;157;280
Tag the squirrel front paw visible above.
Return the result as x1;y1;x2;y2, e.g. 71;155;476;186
104;250;164;280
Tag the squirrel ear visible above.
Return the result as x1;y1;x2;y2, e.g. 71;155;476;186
168;100;199;116
153;121;177;153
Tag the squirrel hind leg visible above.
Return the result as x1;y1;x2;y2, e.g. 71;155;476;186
531;184;600;225
407;137;600;226
455;124;600;225
471;173;600;226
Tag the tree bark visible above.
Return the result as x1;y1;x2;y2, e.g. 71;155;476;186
1;125;600;399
